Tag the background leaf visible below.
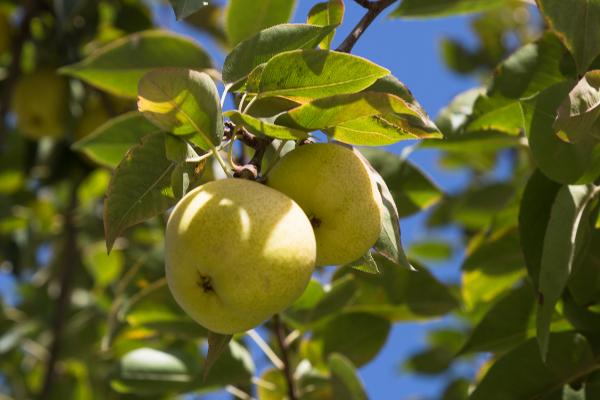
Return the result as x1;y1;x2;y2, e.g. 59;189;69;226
225;0;296;46
391;0;506;18
329;353;368;400
169;0;209;20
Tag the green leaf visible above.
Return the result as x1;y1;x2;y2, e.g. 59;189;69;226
224;111;308;140
111;348;199;396
470;332;598;400
275;91;424;131
568;227;600;306
257;49;389;99
225;0;296;46
337;256;458;320
407;240;453;263
203;340;255;388
72;112;160;168
222;24;336;84
203;332;233;380
537;184;598;359
436;88;483;136
137;68;223;151
328;353;368;400
169;0;208;20
390;0;505;18
360;148;443;218
554;70;600;143
185;4;228;46
104;134;178;252
519;169;562;288
82;241;123;288
313;312;390;367
537;0;600;73
522;81;600;184
60;30;212;98
462;229;526;311
460;284;536;355
346;252;380;274
307;0;344;49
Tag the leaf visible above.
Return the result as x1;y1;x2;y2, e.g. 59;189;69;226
522;81;600;184
224;111;308;140
225;0;296;46
568;227;600;306
407;240;453;263
222;24;336;84
346;252;380;274
257;49;389;100
360;148;443;218
60;30;212;98
554;70;600;143
307;0;344;49
537;0;600;73
436;88;483;136
470;332;598;400
519;169;562;288
537;184;598;359
137;68;223;151
82;241;123;288
72;112;160;168
204;332;233;380
462;229;526;311
460;284;536;355
104;134;177;252
111;348;199;396
275;91;426;131
390;0;505;18
313;312;390;367
169;0;208;20
328;353;368;400
185;4;228;46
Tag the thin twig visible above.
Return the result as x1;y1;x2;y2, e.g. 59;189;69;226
38;183;81;400
273;314;297;400
336;0;398;53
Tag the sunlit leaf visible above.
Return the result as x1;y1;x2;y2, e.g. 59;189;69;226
307;0;344;49
225;0;296;46
391;0;505;18
224;111;308;140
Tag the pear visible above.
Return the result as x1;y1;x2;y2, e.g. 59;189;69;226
11;69;69;140
165;178;316;334
267;143;382;266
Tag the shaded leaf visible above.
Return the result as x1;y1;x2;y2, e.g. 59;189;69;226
407;240;453;263
537;0;600;73
224;111;308;140
61;30;212;98
328;353;368;400
470;332;598;400
72;112;160;168
204;332;233;380
185;4;227;46
225;0;296;46
223;24;335;84
137;68;222;151
391;0;505;18
307;0;344;49
346;252;380;274
169;0;208;20
568;226;600;306
257;49;389;99
537;184;598;359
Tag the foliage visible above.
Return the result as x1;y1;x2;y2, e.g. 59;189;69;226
0;0;599;399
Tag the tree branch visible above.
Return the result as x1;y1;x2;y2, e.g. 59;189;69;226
336;0;398;53
272;314;297;400
38;183;81;400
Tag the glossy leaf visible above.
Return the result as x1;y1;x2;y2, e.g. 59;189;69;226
137;68;222;150
537;0;600;73
391;0;505;18
104;134;177;252
307;0;344;49
222;24;336;84
519;169;562;288
470;332;598;400
72;112;159;168
537;184;598;358
61;30;212;98
224;111;308;140
225;0;296;46
361;148;443;218
169;0;208;20
329;353;368;400
257;49;389;99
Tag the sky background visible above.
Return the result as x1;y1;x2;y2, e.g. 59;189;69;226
0;1;502;398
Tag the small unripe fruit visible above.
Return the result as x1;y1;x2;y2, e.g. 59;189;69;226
165;178;317;334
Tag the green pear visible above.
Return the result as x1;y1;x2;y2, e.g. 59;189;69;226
267;143;382;266
11;69;69;140
165;178;316;334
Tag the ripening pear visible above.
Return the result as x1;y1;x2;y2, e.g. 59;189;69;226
165;178;316;334
267;143;382;266
11;69;69;140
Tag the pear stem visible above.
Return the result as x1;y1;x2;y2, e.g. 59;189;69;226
273;314;298;400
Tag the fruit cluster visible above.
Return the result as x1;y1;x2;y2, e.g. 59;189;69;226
165;143;383;334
